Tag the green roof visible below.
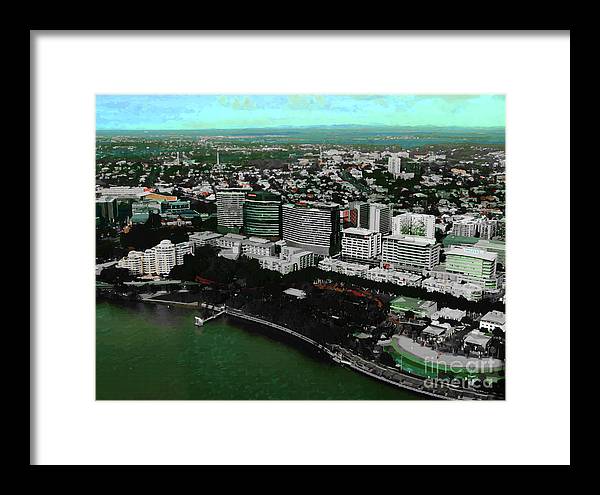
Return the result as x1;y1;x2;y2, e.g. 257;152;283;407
390;296;425;311
442;235;479;247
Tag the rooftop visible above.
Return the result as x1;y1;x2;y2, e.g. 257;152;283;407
445;246;498;262
390;295;435;311
422;323;451;336
283;288;307;298
481;310;506;325
189;231;222;240
383;234;437;246
464;330;493;348
343;227;377;236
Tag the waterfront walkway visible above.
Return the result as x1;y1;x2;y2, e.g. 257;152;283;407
136;297;499;400
225;308;330;353
223;309;497;400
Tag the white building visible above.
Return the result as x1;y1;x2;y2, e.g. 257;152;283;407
480;310;506;332
142;248;156;274
258;248;315;275
421;277;483;302
392;213;436;239
283;288;307;299
365;267;422;287
451;217;479;237
241;237;276;257
189;231;223;248
431;307;467;322
117;239;193;276
280;246;315;270
215;233;247;250
341;227;382;261
175;241;193;265
381;234;441;271
451;216;498;239
256;245;315;275
154;240;178;274
478;219;498;240
97;186;146;199
117;250;145;275
318;258;370;277
366;203;392;234
387;154;402;177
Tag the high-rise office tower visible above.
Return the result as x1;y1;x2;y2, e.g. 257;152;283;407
216;187;251;234
354;202;391;233
366;203;392;234
282;202;341;256
243;190;282;240
392;213;436;239
353;202;371;230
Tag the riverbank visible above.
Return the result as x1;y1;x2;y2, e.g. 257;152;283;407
98;292;501;399
96;301;425;400
225;310;495;400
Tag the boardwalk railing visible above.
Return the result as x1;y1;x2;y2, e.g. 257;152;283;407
225;308;332;355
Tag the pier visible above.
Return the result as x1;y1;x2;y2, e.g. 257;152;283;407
194;304;227;326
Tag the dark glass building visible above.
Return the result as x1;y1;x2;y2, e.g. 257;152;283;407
243;191;282;239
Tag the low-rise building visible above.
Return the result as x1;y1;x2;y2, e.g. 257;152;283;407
365;267;422;287
421;321;455;344
241;237;276;257
421;276;483;301
389;296;437;318
215;233;248;250
463;330;493;355
283;288;307;299
189;231;223;248
258;247;315;275
318;258;370;277
431;307;467;322
479;310;506;332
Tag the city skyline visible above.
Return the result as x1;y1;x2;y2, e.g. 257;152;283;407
96;95;506;130
96;93;507;403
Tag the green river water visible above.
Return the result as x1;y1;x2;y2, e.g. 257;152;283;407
96;301;424;400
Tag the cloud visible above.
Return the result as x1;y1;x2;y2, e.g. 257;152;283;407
96;94;505;130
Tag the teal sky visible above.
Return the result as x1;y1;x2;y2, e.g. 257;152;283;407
96;95;505;130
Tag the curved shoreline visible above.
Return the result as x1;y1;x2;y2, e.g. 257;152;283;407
103;294;499;400
223;309;480;400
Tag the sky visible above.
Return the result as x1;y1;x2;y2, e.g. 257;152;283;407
96;95;505;130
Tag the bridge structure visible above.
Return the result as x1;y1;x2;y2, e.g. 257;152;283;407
224;307;333;357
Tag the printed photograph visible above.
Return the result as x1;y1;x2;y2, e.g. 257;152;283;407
95;95;506;400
